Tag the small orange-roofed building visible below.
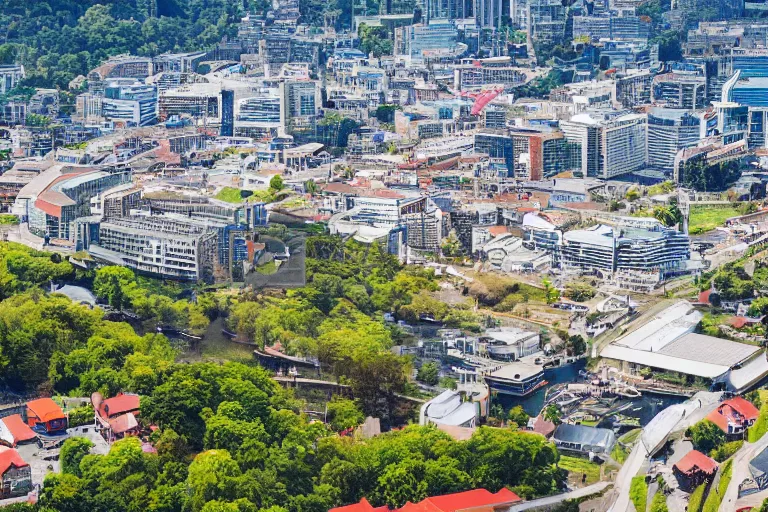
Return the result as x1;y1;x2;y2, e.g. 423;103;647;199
26;398;67;433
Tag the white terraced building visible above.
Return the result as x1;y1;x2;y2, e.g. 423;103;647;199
559;218;690;289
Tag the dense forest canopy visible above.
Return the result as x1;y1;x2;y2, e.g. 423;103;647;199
0;237;567;512
0;0;315;89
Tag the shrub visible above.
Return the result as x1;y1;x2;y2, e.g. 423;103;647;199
650;491;668;512
710;440;742;462
687;483;707;512
630;476;648;512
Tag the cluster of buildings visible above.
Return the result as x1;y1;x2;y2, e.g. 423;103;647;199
2;0;768;292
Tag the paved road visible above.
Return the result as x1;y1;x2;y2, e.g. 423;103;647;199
508;482;612;511
735;488;768;510
608;392;722;512
607;439;646;512
720;431;768;512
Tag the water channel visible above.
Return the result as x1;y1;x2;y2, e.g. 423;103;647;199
494;360;687;427
165;320;687;428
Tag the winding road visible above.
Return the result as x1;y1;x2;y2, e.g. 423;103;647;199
719;430;768;511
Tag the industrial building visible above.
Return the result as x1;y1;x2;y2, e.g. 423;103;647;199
601;301;768;393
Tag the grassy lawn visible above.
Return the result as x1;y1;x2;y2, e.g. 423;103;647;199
256;260;278;275
688;206;741;235
630;476;648;512
611;443;629;464
558;455;601;485
215;187;277;204
702;459;732;512
619;428;642;445
215;187;245;203
199;338;255;363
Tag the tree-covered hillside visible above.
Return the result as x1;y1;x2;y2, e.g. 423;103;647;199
0;0;263;89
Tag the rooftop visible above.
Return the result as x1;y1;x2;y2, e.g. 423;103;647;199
486;361;543;382
26;398;65;423
552;424;616;449
673;450;718;475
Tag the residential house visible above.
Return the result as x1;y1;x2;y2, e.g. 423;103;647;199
0;447;32;499
93;393;141;442
672;450;718;490
26;398;67;434
706;397;760;437
0;415;37;447
329;488;522;512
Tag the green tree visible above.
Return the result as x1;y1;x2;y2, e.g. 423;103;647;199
542;278;560;305
507;405;530;428
688;420;726;454
358;23;393;57
304;179;318;196
60;437;94;477
544;404;562;425
67;404;94;427
326;396;364;431
270;175;284;191
416;362;440;386
187;450;243;512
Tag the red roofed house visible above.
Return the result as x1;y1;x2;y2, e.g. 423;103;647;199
93;393;141;443
673;450;718;490
706;397;760;437
329;498;389;512
0;446;32;498
26;398;67;434
329;489;522;512
398;488;522;512
0;415;37;447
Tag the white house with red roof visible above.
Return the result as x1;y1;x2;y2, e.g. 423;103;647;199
0;447;32;499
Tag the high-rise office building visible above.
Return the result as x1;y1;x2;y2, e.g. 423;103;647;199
562;112;647;179
647;108;702;173
279;80;320;135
